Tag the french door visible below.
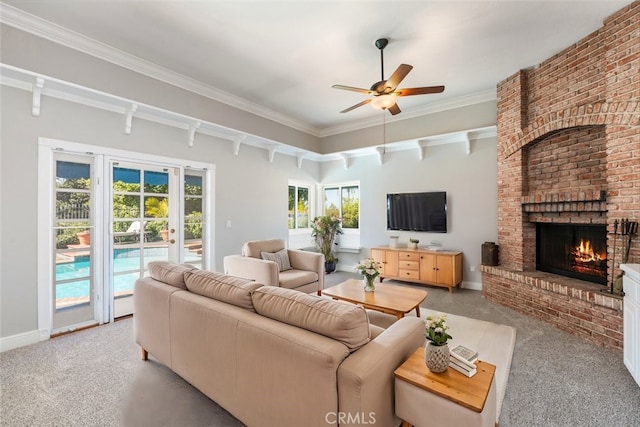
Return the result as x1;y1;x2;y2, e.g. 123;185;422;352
52;153;99;330
109;161;180;318
41;139;212;336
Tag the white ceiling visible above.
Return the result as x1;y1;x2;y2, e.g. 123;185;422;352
1;0;632;136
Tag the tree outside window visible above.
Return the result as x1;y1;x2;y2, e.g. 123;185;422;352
324;185;359;229
288;185;309;229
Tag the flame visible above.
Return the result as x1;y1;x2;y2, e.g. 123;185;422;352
573;239;605;263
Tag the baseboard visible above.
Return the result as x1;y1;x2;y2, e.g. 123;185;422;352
461;280;483;291
0;329;42;352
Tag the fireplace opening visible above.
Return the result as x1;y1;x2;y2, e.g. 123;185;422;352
536;223;607;285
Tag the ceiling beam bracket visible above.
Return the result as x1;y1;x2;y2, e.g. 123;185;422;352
418;140;429;160
125;103;138;135
464;132;472;155
268;146;278;163
233;134;246;156
188;121;201;147
297;153;305;168
375;147;385;166
32;77;44;117
341;153;351;169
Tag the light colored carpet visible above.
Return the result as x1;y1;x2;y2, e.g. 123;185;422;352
1;271;639;426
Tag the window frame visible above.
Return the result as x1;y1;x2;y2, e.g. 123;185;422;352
322;182;360;231
288;181;314;233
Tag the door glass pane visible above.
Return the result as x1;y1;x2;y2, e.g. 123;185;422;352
112;165;172;318
184;172;204;267
53;158;94;328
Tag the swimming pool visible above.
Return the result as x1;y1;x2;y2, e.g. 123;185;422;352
56;247;169;299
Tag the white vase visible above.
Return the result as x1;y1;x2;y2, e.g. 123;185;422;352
424;341;449;373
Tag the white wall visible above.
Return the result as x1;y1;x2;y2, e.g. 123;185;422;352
320;139;498;285
0;85;319;340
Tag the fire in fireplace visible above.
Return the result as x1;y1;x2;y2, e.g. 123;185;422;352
536;223;607;285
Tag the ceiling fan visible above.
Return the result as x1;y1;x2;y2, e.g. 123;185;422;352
332;38;445;115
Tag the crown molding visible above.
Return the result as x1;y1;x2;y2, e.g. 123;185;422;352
0;3;321;136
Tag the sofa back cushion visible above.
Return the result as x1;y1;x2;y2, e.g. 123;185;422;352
148;261;195;289
184;270;264;311
242;239;285;258
252;287;370;351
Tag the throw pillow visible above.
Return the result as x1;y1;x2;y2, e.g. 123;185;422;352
260;248;292;272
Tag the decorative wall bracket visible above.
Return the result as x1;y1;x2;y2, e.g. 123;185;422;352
296;153;305;168
376;147;385;165
267;145;278;163
32;77;44;117
341;153;351;169
188;121;201;147
233;134;246;156
124;103;138;135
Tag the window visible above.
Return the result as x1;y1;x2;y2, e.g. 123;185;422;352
324;184;360;229
288;185;309;229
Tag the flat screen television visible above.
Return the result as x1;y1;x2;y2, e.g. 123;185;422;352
387;191;447;233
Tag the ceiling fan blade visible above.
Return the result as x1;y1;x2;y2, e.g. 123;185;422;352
332;84;373;95
387;103;401;115
385;64;413;91
340;98;372;113
394;85;445;96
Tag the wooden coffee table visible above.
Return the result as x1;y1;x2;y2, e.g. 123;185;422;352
321;279;427;319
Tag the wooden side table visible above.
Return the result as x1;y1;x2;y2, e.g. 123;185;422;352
394;347;497;427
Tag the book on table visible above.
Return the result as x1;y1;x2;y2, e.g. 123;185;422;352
450;345;478;368
449;358;477;377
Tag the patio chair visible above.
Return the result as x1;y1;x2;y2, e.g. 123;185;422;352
114;221;147;242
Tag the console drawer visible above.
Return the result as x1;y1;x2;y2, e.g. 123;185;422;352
398;269;420;280
399;252;419;261
399;260;419;270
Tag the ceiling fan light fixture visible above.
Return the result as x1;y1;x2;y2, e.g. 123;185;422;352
371;94;396;110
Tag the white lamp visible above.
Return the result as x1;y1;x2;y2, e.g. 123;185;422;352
371;94;396;110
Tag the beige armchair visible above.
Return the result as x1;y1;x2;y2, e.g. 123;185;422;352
223;239;325;295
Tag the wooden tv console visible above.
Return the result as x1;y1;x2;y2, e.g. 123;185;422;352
371;246;463;293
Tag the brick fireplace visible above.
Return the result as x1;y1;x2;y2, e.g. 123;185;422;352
481;2;639;351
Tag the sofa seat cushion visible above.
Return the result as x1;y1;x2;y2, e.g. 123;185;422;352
278;269;318;289
148;261;195;289
252;286;370;351
184;270;264;311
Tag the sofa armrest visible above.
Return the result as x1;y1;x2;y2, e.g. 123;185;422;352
337;316;424;427
223;255;279;286
287;249;325;293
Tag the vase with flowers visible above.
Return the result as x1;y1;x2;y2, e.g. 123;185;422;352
424;312;453;373
355;258;382;292
311;215;343;273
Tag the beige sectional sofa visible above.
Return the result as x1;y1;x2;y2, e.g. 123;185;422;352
134;261;424;427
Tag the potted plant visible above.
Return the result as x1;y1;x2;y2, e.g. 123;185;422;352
424;312;453;373
311;215;343;273
145;197;169;241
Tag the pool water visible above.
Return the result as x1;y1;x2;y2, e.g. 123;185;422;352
56;247;169;299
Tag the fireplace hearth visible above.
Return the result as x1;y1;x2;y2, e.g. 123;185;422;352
536;223;607;285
